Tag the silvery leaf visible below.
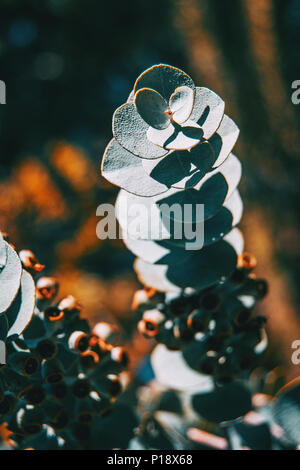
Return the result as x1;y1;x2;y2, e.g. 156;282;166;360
122;230;192;265
101;139;168;196
158;153;241;224
273;378;300;445
6;269;35;338
194;153;242;200
135;87;170;130
166;229;243;290
134;229;243;292
166;189;243;248
142;141;213;189
134;64;195;102
210;115;240;168
189;87;225;139
113;102;169;159
0;233;7;270
0;242;22;314
169;86;195;124
147;119;203;151
192;381;252;423
127;89;135;103
151;344;214;392
134;258;181;292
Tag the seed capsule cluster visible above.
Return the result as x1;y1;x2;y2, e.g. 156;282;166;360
0;240;133;450
135;253;268;384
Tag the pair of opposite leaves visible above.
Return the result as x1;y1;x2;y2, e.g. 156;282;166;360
102;64;240;198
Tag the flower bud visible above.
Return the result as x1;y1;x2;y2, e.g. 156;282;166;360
71;377;91;399
0;392;17;416
57;295;82;314
41;358;64;384
9;351;40;377
36;339;57;360
22;385;46;406
68;331;89;354
36;277;59;301
17;407;44;435
92;322;118;343
19;250;45;273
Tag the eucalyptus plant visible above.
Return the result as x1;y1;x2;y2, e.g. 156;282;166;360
101;64;268;383
101;64;300;450
0;64;299;451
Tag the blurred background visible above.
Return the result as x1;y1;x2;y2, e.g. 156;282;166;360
0;0;300;380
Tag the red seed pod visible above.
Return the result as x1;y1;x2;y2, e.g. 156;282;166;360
36;277;59;301
144;286;158;298
44;306;64;322
106;374;122;397
57;295;82;313
17;407;44;435
139;309;166;338
79;350;100;370
110;346;129;367
22;385;46;406
132;288;165;313
137;319;155;338
237;252;257;271
0;392;17;416
9;351;40;377
71;377;91;399
36;339;57;360
131;289;149;311
18;250;45;273
68;331;89;354
92;322;118;343
234;307;252;327
41;358;65;384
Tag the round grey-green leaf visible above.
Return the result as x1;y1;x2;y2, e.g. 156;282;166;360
6;269;35;338
151;344;214;392
135;88;170;130
142;141;214;190
134;64;195;102
169;86;194;124
147;119;202;151
134;258;181;292
0;233;7;270
122;231;192;265
158;153;242;224
190;87;225;139
113;102;169;159
101;139;168;196
166;189;243;248
273;378;300;445
210;114;240;168
134;229;243;292
0;242;22;314
192;381;252;423
167;229;243;290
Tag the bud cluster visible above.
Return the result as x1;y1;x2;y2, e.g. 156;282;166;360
0;235;134;450
135;252;268;383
